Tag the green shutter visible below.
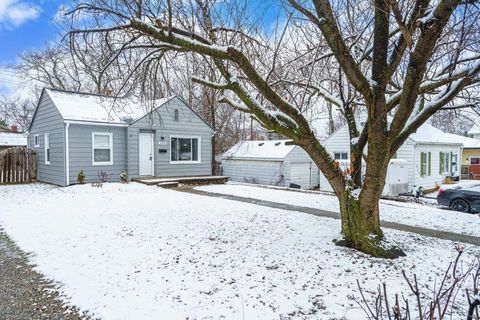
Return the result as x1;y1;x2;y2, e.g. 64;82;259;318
439;152;443;174
428;152;431;176
420;152;425;176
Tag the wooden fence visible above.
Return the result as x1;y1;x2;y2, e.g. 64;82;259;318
0;147;37;184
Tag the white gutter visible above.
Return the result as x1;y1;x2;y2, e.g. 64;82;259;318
65;122;70;186
63;120;128;127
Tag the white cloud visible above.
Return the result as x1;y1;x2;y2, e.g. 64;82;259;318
0;0;40;28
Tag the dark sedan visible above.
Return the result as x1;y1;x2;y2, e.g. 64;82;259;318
437;183;480;213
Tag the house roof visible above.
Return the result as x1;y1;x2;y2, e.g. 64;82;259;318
222;140;296;160
442;133;480;149
45;88;174;125
0;132;27;147
407;123;463;145
0;124;10;132
468;125;480;135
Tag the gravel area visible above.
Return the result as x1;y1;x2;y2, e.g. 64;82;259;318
0;230;92;320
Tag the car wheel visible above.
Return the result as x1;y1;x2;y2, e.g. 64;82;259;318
450;199;470;213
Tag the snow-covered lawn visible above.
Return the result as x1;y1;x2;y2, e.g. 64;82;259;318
0;183;478;319
196;183;480;236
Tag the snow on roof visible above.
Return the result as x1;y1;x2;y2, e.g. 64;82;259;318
0;132;27;147
408;123;463;145
468;125;480;135
443;133;480;148
45;89;174;124
222;140;296;160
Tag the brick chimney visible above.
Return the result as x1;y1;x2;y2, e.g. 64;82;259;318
10;125;17;132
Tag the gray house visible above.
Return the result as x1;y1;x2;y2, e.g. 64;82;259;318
29;88;213;186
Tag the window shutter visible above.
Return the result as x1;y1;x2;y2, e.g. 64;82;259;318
450;152;453;173
439;152;443;174
420;152;425;177
428;152;431;176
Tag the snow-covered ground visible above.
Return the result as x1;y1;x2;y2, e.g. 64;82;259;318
0;183;478;319
196;183;480;236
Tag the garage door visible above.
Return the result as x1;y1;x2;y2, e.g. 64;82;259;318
289;162;312;189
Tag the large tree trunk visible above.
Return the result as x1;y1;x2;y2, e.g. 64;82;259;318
337;136;405;258
338;191;405;258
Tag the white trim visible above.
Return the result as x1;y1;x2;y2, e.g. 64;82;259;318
33;134;40;147
44;133;50;165
65;123;70;185
169;135;201;164
92;132;113;166
64;120;128;127
414;142;463;146
138;132;155;176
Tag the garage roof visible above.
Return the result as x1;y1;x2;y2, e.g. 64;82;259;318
0;132;27;147
223;140;296;160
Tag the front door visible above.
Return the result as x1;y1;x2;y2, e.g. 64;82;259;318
139;133;154;176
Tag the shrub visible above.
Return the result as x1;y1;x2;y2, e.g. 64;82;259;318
120;170;128;183
97;171;111;183
77;170;86;184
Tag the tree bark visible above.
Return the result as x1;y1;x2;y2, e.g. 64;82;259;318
338;191;405;258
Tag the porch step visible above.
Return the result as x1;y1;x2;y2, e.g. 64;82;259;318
133;175;229;186
157;182;179;188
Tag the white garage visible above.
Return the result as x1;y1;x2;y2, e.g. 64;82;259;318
221;140;319;189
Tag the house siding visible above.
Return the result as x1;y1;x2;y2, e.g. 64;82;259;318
395;141;415;189
322;127;352;158
462;149;480;165
320;125;462;191
283;147;319;188
222;159;284;185
127;97;213;178
221;146;318;189
29;92;65;186
68;124;127;184
413;144;462;189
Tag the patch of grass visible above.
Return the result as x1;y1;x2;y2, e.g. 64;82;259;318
0;229;24;259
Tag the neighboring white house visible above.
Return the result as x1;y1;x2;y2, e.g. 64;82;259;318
0;132;27;151
468;124;480;140
222;140;319;189
322;122;463;191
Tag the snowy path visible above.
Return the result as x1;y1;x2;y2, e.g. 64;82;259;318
0;183;479;319
195;184;480;237
185;188;480;246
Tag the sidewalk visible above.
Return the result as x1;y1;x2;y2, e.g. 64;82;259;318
181;188;480;247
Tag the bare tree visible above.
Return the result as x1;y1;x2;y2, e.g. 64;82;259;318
356;245;480;319
66;0;480;257
0;97;35;131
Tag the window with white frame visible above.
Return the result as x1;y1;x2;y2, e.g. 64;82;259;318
171;136;200;163
334;152;348;160
92;132;113;165
420;152;431;177
451;153;458;174
439;152;450;175
34;134;40;147
44;133;50;164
